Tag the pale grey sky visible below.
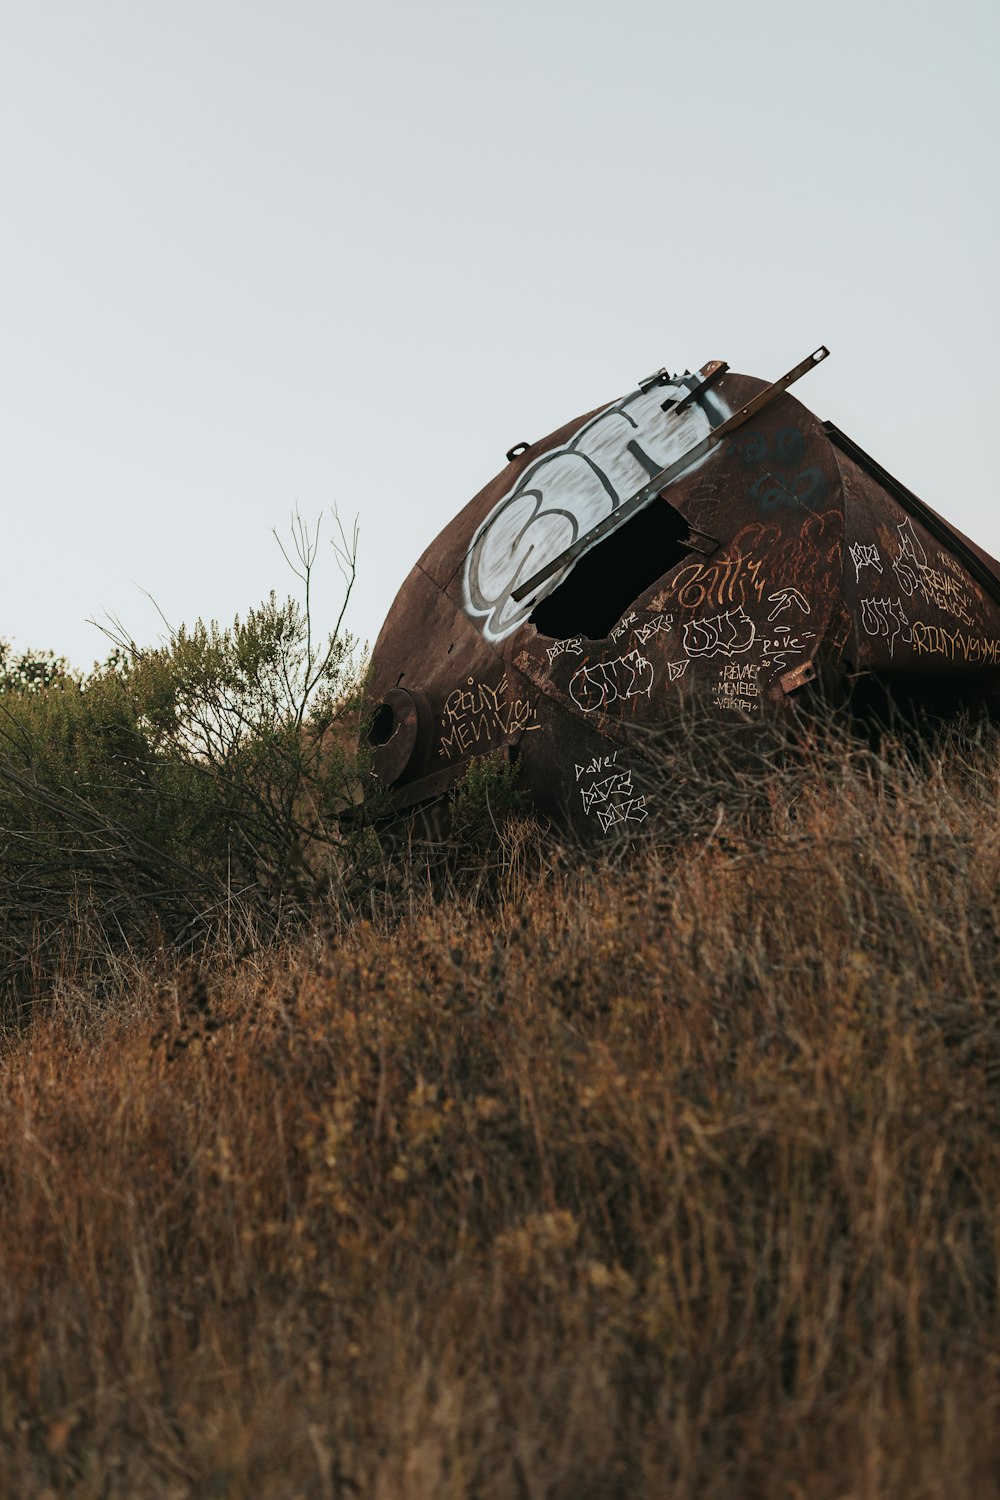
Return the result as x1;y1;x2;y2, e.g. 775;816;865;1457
2;0;997;670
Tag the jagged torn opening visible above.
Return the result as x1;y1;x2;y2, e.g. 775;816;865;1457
529;496;692;641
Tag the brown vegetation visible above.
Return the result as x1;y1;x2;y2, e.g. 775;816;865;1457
3;722;1000;1497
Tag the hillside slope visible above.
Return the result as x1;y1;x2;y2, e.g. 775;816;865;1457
3;725;1000;1498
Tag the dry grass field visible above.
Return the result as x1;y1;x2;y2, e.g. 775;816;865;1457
3;720;1000;1497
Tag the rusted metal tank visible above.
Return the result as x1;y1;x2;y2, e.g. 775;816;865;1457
365;348;1000;836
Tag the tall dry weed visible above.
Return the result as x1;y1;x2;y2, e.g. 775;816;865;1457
2;720;1000;1496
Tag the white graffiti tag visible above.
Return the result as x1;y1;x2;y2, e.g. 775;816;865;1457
760;627;816;670
892;519;926;599
860;597;911;657
892;520;974;624
439;675;538;760
464;372;730;640
580;771;634;813
569;650;654;713
634;611;673;646
546;636;584;663
577;764;648;832
682;606;756;659
714;661;761;715
597;796;648;833
575;754;618;781
767;587;810;621
610;611;638;642
849;542;882;582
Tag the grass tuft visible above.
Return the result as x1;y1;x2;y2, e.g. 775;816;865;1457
3;719;1000;1495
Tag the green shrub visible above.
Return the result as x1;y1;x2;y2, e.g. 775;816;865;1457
0;513;368;1014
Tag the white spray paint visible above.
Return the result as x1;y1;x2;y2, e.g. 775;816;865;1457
464;376;730;641
568;649;654;713
682;606;756;659
573;750;649;832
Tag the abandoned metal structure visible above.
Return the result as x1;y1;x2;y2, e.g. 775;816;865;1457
365;348;1000;835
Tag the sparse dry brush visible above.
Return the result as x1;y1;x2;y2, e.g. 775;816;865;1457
3;721;1000;1497
0;513;369;1016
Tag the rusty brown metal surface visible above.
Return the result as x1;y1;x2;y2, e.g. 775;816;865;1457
363;351;1000;836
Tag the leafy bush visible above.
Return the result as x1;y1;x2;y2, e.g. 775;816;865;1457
0;640;75;694
0;513;368;1013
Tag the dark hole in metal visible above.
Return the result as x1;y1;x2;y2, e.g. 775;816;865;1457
530;497;692;641
367;702;396;746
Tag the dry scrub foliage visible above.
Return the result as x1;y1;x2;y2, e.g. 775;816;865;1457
2;711;1000;1497
0;513;372;1015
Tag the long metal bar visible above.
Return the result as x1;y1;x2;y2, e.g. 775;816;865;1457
668;359;728;415
511;346;829;606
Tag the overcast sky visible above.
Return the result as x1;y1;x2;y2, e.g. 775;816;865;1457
2;0;997;671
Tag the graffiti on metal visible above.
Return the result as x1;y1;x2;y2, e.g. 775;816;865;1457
575;751;648;833
569;650;654;714
682;606;756;660
464;376;730;641
713;661;761;715
439;675;538;760
365;350;1000;837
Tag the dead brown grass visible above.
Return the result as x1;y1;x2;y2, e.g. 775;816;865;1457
3;724;1000;1498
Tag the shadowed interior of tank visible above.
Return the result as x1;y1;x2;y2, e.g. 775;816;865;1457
847;670;1000;732
529;496;692;641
